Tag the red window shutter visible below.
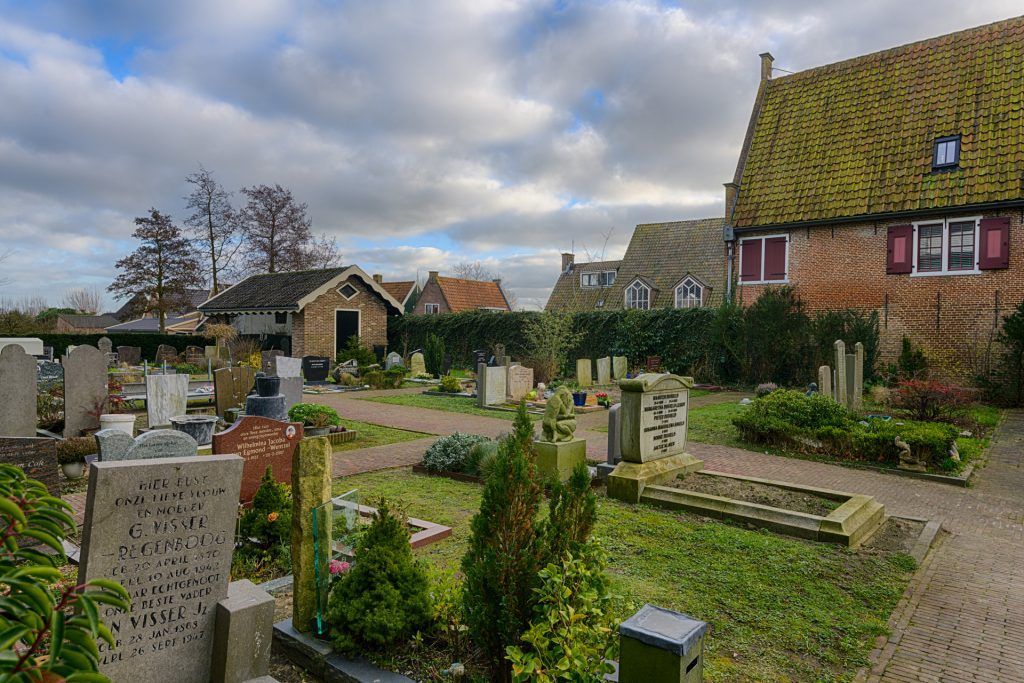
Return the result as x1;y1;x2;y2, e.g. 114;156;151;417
886;224;913;274
740;239;762;282
979;217;1010;270
763;237;787;281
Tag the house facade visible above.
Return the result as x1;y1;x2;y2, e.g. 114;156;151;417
412;271;512;314
54;314;120;333
198;266;402;358
727;18;1024;379
546;218;726;312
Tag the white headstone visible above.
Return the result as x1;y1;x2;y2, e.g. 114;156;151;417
275;356;303;378
576;359;593;388
384;352;403;370
620;373;691;463
507;365;534;402
146;374;189;428
477;363;507;406
596;357;611;386
612;356;628;380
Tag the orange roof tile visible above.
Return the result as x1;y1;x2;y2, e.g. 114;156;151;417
436;276;510;312
380;281;415;304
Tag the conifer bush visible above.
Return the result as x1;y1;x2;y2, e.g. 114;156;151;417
238;467;292;554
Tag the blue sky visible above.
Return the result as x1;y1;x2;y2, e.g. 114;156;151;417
0;1;1020;310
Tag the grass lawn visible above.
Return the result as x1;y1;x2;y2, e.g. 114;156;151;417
359;392;540;421
331;418;428;453
335;468;914;682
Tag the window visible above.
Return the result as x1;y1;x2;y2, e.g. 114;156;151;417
338;283;358;299
933;136;960;170
274;312;288;324
674;277;703;308
910;217;981;276
424;303;440;314
738;235;788;284
624;280;650;310
580;270;617;288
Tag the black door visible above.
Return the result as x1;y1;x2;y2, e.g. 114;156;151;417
335;311;360;353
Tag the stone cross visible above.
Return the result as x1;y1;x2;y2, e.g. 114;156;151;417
63;345;107;438
833;341;847;409
576;358;593;388
0;345;37;437
146;373;189;428
291;437;333;634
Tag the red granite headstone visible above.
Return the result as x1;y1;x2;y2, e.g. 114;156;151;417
211;416;303;503
0;437;59;495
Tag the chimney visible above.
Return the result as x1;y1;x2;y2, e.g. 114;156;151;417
561;253;574;272
759;52;774;82
372;273;383;284
492;278;502;287
724;182;739;215
428;270;439;282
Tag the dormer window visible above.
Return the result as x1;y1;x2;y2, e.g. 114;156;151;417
674;277;704;308
580;271;617;288
624;280;650;310
933;135;960;170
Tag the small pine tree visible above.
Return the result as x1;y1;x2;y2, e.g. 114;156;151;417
541;461;597;565
424;333;445;377
238;467;292;552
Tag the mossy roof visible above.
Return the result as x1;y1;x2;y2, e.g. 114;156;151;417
733;16;1024;228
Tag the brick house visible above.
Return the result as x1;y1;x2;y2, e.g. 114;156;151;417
198;266;403;358
54;313;120;333
412;271;512;314
375;276;421;313
546;218;726;312
726;17;1024;380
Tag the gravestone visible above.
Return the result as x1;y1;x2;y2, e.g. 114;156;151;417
301;356;330;382
41;346;54;361
853;342;865;411
596;356;611;386
261;350;284;375
476;363;507;406
409;351;426;376
576;359;593;388
0;437;59;495
442;353;453;376
155;344;179;363
185;345;205;365
146;373;189;428
63;345;107;438
608;373;702;503
336;358;359;376
833;341;848;409
596;403;622;480
291;438;332;634
507;365;534;402
472;349;488;369
214;366;256;418
205;346;219;360
95;428;197;462
613;356;628;380
279;376;303;416
274;356;302;378
117;346;142;366
646;356;662;372
212;416;303;503
37;360;62;386
0;345;37;436
818;365;832;401
97;337;113;354
384;351;403;370
79;454;243;681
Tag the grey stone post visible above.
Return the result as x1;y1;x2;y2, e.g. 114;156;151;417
818;365;832;401
833;341;847;409
853;342;865;411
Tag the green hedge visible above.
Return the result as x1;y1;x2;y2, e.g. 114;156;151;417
35;333;214;361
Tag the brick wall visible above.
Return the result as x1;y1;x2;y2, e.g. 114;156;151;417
735;208;1024;382
292;276;390;358
411;280;450;315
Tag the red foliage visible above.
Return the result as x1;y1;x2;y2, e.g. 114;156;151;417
891;380;969;421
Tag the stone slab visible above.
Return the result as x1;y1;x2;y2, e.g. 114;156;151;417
0;437;59;495
63;345;107;438
607;452;704;503
476;364;506;406
96;428;198;462
211;579;275;683
214;367;257;418
535;438;587;482
0;337;44;355
301;356;330;382
273;619;415;683
576;358;593;387
212;416;303;504
279;376;303;415
612;356;628;380
409;352;426;376
507;365;534;402
79;454;243;682
606;403;622;465
620;373;692;464
0;344;37;436
117;346;142;366
596;356;611;386
146;373;190;428
274;356;302;379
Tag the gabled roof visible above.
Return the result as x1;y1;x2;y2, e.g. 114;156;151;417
380;281;417;305
58;314;120;329
545;260;623;312
732;16;1024;228
198;266;403;314
106;312;201;334
435;276;511;312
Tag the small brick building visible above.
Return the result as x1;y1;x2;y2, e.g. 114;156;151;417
412;271;512;314
198;266;403;358
726;18;1024;380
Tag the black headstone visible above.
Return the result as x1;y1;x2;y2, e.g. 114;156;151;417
0;437;60;496
442;354;453;375
302;356;331;382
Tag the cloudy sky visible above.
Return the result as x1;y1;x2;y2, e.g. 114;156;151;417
0;1;1019;310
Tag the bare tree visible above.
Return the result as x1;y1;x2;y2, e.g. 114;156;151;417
108;209;203;332
62;286;103;313
451;261;497;281
184;165;241;293
238;184;340;274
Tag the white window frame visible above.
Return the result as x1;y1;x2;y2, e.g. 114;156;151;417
674;277;704;308
579;270;617;288
910;216;981;277
737;233;790;285
338;282;359;300
603;270;616;286
624;280;651;310
424;303;440;314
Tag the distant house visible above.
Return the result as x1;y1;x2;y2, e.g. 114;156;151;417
725;16;1024;379
412;271;512;314
546;218;726;312
106;312;203;335
198;266;403;358
54;313;120;333
374;276;421;313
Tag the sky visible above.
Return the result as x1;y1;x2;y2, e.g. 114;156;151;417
0;1;1020;311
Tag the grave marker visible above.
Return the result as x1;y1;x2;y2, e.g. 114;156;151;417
214;366;256;418
291;438;332;634
279;376;303;415
63;345;107;438
834;341;847;408
301;356;330;382
95;428;197;462
384;351;403;370
0;344;37;436
476;363;507;406
612;356;628;380
146;373;189;428
0;437;59;495
409;351;426;376
97;337;113;354
507;365;534;402
596;356;611;386
116;346;142;366
212;416;303;503
576;358;593;387
275;356;302;378
155;344;179;363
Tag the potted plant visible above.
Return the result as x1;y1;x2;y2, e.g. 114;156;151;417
566;382;587;407
56;436;97;479
595;391;610;408
288;403;341;436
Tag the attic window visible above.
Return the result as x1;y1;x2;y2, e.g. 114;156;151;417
338;283;358;299
933;136;960;170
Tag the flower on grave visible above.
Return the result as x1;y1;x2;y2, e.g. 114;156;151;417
266;511;279;522
329;559;351;575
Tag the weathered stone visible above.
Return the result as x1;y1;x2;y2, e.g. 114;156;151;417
0;338;43;355
185;345;205;365
275;356;302;378
607;403;622;465
117;345;141;366
146;373;189;428
476;364;506;406
0;437;59;495
854;342;865;411
384;352;403;370
540;386;576;442
818;365;832;401
507;365;534;402
212;416;303;503
170;414;220;446
97;428;198;461
613;356;628;380
833;341;847;409
96;337;112;354
535;438;587;483
607;453;704;504
79;454;243;682
155;343;179;363
291;437;332;634
245;381;287;422
63;345;107;438
214;366;257;418
261;350;284;375
409;351;426;376
596;356;611;386
279;376;303;415
618;604;708;683
0;345;37;436
211;579;275;683
576;359;593;387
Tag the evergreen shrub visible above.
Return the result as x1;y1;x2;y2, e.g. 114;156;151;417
422;432;488;473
